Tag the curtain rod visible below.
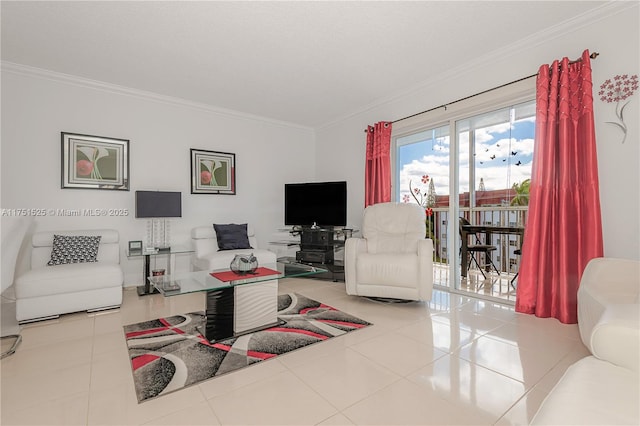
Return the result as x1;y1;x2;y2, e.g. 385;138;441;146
388;51;600;126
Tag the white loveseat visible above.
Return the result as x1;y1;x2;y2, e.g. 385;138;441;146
531;257;640;425
191;225;276;271
14;229;123;323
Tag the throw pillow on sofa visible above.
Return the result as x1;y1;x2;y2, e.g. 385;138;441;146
47;235;101;265
213;224;253;251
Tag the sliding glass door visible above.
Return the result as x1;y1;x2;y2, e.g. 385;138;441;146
455;100;534;296
394;99;534;302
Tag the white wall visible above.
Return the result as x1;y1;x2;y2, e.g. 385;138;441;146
2;2;638;292
1;69;316;285
316;3;640;260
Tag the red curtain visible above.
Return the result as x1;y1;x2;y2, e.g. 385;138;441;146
365;121;392;207
515;50;603;324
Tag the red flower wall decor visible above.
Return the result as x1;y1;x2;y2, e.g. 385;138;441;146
598;74;639;143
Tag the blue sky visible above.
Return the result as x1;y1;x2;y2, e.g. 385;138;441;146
397;115;534;203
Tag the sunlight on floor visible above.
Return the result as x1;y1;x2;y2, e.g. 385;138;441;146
433;263;517;304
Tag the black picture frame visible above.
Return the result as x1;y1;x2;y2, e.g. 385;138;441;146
190;149;236;195
61;132;130;191
128;240;143;255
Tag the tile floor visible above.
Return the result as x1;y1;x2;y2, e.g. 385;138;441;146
433;263;519;304
1;278;590;425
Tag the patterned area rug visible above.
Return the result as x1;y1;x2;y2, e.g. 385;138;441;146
124;293;371;403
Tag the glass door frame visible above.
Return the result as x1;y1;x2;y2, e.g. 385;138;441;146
392;84;535;304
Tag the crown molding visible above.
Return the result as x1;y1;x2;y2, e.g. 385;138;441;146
1;61;314;132
317;1;636;130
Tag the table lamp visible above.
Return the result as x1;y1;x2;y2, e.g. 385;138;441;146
135;191;182;252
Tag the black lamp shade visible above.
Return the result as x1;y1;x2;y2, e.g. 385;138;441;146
135;191;182;218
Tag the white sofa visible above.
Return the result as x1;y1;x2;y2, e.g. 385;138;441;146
1;216;32;357
345;202;434;301
14;229;123;323
191;225;276;271
531;257;639;425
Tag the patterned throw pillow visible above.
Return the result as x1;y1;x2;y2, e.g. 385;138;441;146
47;235;102;266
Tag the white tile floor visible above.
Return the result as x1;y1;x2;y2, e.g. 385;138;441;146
434;263;520;304
1;278;590;425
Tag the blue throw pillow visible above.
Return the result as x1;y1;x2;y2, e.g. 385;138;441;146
213;223;253;251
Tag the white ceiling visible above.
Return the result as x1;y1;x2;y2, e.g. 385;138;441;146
1;1;609;128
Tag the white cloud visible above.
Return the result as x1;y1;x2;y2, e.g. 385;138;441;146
400;156;450;195
475;137;534;162
399;140;533;196
398;115;535;199
475;161;532;191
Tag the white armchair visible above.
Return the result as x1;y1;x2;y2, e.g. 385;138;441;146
345;202;434;301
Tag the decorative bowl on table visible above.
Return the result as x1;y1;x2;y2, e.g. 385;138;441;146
230;253;258;275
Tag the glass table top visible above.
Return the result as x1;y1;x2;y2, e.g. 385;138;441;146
127;244;194;257
150;261;328;296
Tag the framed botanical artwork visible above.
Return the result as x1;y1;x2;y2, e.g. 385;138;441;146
190;149;236;195
61;132;129;191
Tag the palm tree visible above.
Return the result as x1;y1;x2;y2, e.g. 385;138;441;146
511;179;531;206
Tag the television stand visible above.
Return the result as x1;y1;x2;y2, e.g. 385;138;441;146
296;249;333;264
270;227;357;281
298;227;335;262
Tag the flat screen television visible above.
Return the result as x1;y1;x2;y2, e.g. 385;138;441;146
285;181;347;227
135;191;182;218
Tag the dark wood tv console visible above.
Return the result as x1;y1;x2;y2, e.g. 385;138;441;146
270;227;357;281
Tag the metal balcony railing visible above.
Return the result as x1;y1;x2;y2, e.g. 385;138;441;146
427;206;528;276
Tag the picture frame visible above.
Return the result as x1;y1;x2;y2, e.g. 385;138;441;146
61;132;129;191
190;149;236;195
128;240;143;255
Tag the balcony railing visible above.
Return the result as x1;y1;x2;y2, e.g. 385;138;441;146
428;205;528;277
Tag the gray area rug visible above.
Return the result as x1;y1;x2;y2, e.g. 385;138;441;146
123;292;371;402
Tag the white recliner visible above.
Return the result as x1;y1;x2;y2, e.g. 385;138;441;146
191;225;276;271
14;229;123;323
345;202;434;301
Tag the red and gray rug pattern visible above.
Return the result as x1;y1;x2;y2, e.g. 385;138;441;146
124;293;371;402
